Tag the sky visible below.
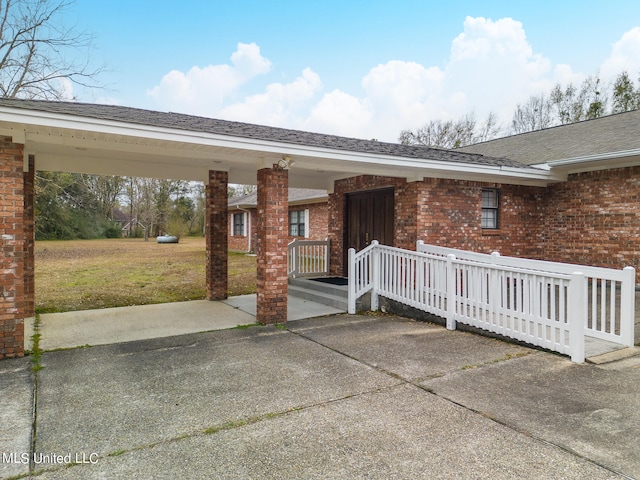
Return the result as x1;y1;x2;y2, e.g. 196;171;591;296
63;0;640;142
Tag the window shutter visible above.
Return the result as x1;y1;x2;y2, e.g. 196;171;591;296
243;212;248;236
304;209;310;238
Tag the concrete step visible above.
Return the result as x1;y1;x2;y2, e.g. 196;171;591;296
587;346;640;365
288;284;348;311
288;277;348;298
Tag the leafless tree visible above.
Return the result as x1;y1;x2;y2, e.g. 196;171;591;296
0;0;103;99
399;112;502;148
510;94;553;134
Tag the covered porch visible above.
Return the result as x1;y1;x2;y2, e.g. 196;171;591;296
0;99;559;359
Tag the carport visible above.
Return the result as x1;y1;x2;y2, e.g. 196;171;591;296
0;98;558;359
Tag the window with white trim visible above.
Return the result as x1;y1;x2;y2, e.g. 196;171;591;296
289;210;306;237
481;189;499;229
233;212;245;236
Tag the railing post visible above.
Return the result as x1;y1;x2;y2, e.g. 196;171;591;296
371;241;380;312
569;272;586;363
620;266;636;346
288;239;298;278
324;238;330;276
348;247;356;314
446;254;457;330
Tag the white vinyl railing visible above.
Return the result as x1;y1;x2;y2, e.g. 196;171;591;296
348;241;636;363
287;238;330;278
417;241;636;349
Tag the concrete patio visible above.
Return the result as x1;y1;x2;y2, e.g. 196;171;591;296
3;310;640;479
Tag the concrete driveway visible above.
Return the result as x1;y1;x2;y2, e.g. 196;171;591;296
2;313;640;479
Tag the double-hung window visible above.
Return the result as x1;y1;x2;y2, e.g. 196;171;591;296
233;212;245;236
481;189;499;229
289;210;306;237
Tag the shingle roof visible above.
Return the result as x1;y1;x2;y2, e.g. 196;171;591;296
458;109;640;165
0;98;527;169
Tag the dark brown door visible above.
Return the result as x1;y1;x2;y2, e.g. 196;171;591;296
346;188;394;253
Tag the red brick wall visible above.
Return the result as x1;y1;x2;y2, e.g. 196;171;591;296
229;201;328;252
328;169;640;283
256;167;288;324
228;209;256;252
328;175;544;276
205;170;228;300
0;139;26;359
287;201;328;242
418;178;543;258
540;166;640;275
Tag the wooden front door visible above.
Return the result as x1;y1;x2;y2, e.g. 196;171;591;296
346;188;394;254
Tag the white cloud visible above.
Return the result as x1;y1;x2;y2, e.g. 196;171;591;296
147;42;272;115
306;16;557;141
221;68;322;126
444;17;553;123
600;27;640;79
57;77;75;101
305;89;373;137
144;20;640;143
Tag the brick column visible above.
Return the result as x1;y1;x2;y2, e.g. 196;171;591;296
205;170;228;300
327;190;345;277
256;165;288;324
0;138;26;359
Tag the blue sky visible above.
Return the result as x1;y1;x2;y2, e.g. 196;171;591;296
65;0;640;141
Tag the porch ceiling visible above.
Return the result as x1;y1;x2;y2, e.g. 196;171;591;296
0;101;563;188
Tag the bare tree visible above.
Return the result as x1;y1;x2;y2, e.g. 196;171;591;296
0;0;102;99
510;94;553;134
81;174;125;220
399;113;501;148
475;112;502;143
549;82;582;125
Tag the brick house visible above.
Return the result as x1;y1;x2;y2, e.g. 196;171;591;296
228;188;328;253
0;98;639;360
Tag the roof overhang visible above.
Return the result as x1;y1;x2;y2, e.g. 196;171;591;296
545;148;640;175
0;105;563;188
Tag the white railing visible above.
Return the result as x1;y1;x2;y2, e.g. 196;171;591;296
348;241;636;363
288;238;330;278
417;241;636;349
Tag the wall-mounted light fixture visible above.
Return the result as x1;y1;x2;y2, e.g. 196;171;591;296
277;155;295;169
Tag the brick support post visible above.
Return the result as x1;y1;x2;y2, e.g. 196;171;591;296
205;170;228;300
327;191;345;277
256;166;288;324
0;138;26;359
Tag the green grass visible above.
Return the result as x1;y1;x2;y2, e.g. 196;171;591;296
35;237;257;313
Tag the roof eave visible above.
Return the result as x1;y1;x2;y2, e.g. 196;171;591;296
546;148;640;174
0;105;561;187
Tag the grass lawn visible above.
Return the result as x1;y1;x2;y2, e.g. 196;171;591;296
35;237;257;313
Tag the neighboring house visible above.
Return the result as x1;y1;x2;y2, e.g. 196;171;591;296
111;208;146;237
228;188;328;252
111;208;131;236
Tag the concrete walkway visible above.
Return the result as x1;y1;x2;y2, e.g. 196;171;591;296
26;295;344;351
3;311;640;479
